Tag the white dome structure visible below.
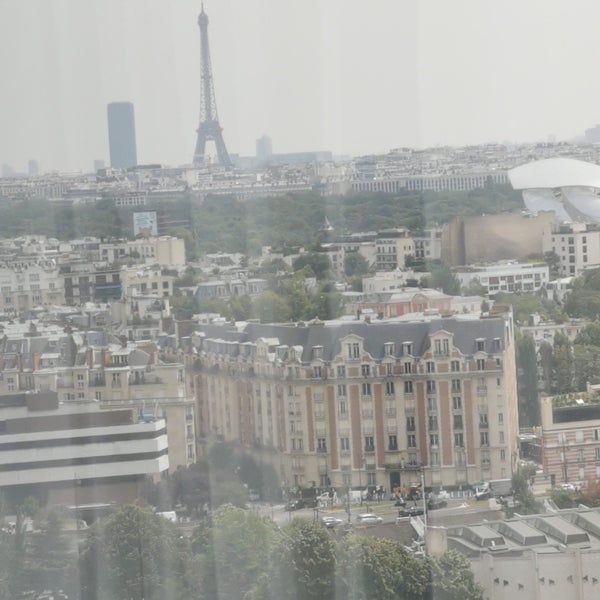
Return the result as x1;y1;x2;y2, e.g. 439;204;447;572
508;158;600;223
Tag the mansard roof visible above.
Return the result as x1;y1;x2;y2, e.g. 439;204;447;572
197;316;506;362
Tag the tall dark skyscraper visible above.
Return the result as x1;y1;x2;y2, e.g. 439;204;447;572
193;4;231;168
107;101;138;169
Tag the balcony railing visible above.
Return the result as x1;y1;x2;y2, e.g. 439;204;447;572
129;376;163;385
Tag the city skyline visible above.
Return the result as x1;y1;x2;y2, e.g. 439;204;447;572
3;0;600;172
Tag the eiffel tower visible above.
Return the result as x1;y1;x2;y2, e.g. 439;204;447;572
192;4;232;168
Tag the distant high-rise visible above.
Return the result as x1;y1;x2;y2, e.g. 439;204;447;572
107;102;138;169
28;159;39;176
192;5;231;168
256;135;272;161
1;164;14;178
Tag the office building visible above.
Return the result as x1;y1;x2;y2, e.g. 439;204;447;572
256;135;273;162
454;262;550;295
0;391;168;506
107;102;138;170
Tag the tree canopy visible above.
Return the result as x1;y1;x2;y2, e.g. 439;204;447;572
78;505;199;600
0;184;522;258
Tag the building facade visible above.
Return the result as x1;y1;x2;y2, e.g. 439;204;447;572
542;222;600;277
376;229;415;271
455;262;549;295
190;312;519;493
0;391;168;506
0;258;65;312
541;394;600;485
0;331;195;471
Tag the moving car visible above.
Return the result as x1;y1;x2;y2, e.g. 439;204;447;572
284;499;305;511
355;513;383;525
427;498;448;510
321;516;344;529
398;505;425;517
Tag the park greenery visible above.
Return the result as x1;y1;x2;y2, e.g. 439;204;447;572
0;184;521;255
0;498;484;600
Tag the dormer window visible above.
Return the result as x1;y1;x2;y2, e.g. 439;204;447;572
476;339;485;352
348;342;360;359
384;342;395;356
403;341;413;356
312;346;323;360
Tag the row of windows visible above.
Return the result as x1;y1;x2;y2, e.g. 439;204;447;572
560;447;600;462
557;429;600;444
344;339;498;359
313;434;508;455
334;378;468;397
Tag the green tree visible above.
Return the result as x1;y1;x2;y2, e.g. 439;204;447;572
515;333;540;426
549;487;577;509
553;333;574;393
510;465;540;515
543;250;561;279
293;253;332;280
344;252;369;277
461;278;487;297
309;290;343;321
198;504;275;600
229;295;252;320
171;293;200;320
172;462;211;516
259;519;336;600
427;551;484;600
537;340;553;391
564;269;600;319
424;261;460;295
276;276;313;321
336;535;429;600
573;344;600;390
574;322;600;346
252;290;292;323
79;505;198;600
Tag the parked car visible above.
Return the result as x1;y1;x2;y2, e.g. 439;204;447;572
321;516;344;529
303;497;318;508
355;513;383;525
284;499;305;511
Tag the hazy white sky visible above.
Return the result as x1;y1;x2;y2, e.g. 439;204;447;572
2;0;600;172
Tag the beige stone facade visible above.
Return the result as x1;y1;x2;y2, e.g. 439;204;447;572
191;313;519;493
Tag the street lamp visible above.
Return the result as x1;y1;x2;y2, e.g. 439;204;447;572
421;466;428;556
358;454;365;505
